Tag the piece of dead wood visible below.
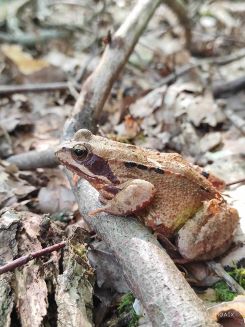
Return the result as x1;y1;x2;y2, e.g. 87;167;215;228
0;210;19;327
60;0;219;326
14;212;52;327
0;210;94;326
7;148;59;170
56;248;94;327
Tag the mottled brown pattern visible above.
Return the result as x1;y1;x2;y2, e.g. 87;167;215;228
56;129;239;261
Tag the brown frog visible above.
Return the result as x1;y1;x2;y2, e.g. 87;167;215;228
55;129;239;261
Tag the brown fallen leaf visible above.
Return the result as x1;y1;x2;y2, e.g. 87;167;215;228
0;160;35;208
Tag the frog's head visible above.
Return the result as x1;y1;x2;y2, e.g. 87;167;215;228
55;129;144;186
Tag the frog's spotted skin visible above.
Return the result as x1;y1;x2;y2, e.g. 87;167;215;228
56;129;239;261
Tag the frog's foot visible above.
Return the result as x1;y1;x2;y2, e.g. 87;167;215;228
177;198;239;261
89;179;156;216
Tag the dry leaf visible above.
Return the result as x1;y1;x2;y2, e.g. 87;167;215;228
1;44;49;75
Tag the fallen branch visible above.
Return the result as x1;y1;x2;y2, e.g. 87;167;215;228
0;241;66;275
7;148;58;170
0;82;80;95
60;0;218;326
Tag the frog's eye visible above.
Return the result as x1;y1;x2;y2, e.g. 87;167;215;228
72;144;88;161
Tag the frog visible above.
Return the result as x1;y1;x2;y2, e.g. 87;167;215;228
55;129;239;261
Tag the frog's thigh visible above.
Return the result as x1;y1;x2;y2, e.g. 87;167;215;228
91;179;156;216
177;199;239;261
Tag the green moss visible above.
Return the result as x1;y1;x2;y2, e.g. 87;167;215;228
118;293;135;313
118;293;139;327
214;281;237;302
228;266;245;289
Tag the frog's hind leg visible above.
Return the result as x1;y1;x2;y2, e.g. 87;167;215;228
89;179;156;217
177;198;239;261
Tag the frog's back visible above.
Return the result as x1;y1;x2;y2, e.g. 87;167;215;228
137;151;219;237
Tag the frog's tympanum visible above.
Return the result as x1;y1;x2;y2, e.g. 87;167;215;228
56;129;239;261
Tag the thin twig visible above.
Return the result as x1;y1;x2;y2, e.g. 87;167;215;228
156;63;198;88
207;261;245;295
226;178;245;187
205;48;245;66
0;241;66;275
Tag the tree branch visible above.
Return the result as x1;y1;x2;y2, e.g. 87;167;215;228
7;148;58;170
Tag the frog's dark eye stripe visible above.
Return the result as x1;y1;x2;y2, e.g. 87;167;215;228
83;153;119;184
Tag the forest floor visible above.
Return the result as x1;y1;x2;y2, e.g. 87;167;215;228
0;1;244;326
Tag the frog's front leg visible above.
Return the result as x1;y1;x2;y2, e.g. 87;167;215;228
89;179;156;216
177;199;239;261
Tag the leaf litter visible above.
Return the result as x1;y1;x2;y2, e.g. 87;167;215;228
0;0;245;325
